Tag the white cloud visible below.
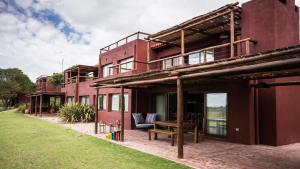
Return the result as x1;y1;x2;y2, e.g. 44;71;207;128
0;0;299;82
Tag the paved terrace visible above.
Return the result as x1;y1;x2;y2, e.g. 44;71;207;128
28;114;300;169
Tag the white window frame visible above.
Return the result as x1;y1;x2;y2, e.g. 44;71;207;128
80;96;89;105
119;57;134;73
110;93;129;112
67;96;75;105
102;64;113;78
98;95;107;110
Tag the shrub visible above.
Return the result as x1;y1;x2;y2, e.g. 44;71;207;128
17;104;27;113
58;103;95;123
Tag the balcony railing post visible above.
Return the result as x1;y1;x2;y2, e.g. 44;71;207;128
230;10;235;58
181;29;185;65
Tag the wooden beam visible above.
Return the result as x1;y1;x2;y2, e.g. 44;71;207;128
95;88;99;134
120;86;125;142
35;96;37;116
177;78;184;159
254;80;260;144
181;29;185;65
39;95;43;116
230;11;235;58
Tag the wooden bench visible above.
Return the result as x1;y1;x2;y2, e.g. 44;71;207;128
148;129;177;146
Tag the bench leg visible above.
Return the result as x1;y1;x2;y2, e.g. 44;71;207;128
148;131;151;140
171;135;175;146
154;133;157;140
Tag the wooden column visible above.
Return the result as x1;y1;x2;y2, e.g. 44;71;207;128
230;11;235;58
95;88;99;134
177;78;184;159
254;80;260;144
181;29;185;64
120;86;125;142
30;96;32;114
39;94;43;116
35;96;37;116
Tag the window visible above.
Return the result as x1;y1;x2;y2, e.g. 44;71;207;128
188;50;214;65
98;95;107;110
110;93;129;112
163;57;182;69
67;96;74;105
111;94;119;111
102;64;113;78
188;53;201;65
50;96;61;107
119;57;133;73
206;93;227;136
124;94;129;112
80;96;89;105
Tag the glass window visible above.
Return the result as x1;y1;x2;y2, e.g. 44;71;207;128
124;94;129;112
67;96;74;105
206;50;214;62
98;95;107;110
80;96;89;105
111;94;120;111
119;57;133;73
163;57;182;69
188;53;200;65
110;93;129;112
102;64;113;78
206;93;227;136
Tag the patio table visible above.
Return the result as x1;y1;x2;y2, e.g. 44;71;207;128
154;121;199;143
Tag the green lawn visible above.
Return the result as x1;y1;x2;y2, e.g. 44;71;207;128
0;110;189;169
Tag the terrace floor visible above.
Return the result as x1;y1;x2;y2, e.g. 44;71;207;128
30;114;300;169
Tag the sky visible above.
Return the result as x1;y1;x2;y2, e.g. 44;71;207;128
0;0;299;82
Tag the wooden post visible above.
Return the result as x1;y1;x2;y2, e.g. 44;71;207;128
95;88;99;134
181;29;185;65
35;96;37;116
30;96;32;114
177;78;184;159
120;86;125;142
230;11;235;58
254;80;260;144
39;94;43;116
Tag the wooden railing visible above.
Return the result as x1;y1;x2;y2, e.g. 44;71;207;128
148;38;256;70
100;32;150;54
64;76;97;85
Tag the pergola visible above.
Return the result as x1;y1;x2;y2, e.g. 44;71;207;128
92;45;300;158
91;2;300;159
28;91;65;116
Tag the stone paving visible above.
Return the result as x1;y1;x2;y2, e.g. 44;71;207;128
29;114;300;169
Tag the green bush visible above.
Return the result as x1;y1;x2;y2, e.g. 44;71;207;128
17;104;27;113
58;103;95;123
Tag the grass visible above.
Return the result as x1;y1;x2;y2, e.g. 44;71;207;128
0;110;189;169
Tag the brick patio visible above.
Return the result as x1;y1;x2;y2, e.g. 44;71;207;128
30;114;300;169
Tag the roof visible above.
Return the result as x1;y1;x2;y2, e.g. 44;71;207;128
147;2;241;49
92;45;300;88
64;65;98;73
27;91;65;96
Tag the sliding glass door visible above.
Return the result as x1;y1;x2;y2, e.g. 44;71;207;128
206;93;227;137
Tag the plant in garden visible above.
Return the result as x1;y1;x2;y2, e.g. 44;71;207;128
58;103;95;123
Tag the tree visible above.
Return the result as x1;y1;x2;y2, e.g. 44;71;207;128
48;73;63;87
0;68;34;109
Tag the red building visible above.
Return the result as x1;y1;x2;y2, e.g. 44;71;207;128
28;75;64;115
31;0;300;159
91;0;300;157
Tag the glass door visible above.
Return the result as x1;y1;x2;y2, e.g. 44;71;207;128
205;93;227;136
156;94;167;121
